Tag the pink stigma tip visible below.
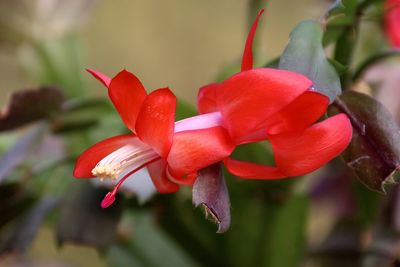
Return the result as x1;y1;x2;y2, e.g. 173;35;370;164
101;192;116;209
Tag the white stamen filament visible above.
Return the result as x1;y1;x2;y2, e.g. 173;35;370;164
93;112;226;208
92;141;158;180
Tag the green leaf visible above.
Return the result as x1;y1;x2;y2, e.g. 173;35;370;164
333;27;357;69
261;194;309;267
323;25;347;46
107;211;200;267
159;193;225;267
354;181;381;225
0;87;64;131
279;20;341;102
353;50;400;81
328;58;348;76
56;182;123;250
329;91;400;193
223;192;270;267
325;0;346;19
107;244;146;267
223;191;309;267
25;35;88;97
223;143;305;267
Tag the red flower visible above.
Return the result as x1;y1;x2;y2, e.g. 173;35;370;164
385;0;400;47
198;10;353;179
74;69;236;207
74;10;352;208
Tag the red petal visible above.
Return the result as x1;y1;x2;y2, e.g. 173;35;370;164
108;70;147;133
269;114;352;176
198;83;220;114
147;159;179;193
385;0;400;48
217;68;312;143
73;134;136;178
241;9;264;71
135;88;176;158
167;127;235;178
166;168;198;186
86;69;111;87
224;158;285;179
266;91;329;135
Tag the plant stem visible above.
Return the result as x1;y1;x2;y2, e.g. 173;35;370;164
352;50;400;81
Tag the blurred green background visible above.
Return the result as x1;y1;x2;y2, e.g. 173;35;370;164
0;0;328;105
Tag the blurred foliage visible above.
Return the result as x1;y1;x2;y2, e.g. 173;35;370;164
1;0;400;267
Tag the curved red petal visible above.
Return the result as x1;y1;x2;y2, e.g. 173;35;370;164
147;159;179;193
167;127;235;178
73;134;136;178
266;91;329;135
87;69;112;88
241;9;265;71
217;68;312;143
135;88;176;158
198;83;221;114
166;168;198;186
108;70;147;133
224;158;285;179
269;114;353;176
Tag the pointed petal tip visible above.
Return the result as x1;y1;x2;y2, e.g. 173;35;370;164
119;69;130;75
108;69;147;132
155;87;174;95
241;8;265;71
86;68;112;87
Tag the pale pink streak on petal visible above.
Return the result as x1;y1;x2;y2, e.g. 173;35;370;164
174;112;223;133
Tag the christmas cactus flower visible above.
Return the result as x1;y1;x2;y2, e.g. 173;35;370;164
74;69;236;208
385;0;400;47
198;10;353;179
74;10;352;208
